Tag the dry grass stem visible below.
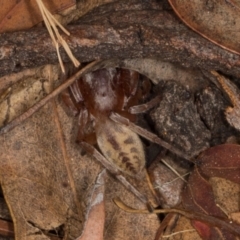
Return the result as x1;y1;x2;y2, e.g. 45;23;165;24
35;0;80;72
161;159;188;183
162;229;196;238
160;172;190;186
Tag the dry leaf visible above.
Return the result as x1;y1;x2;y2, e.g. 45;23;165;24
1;101;82;239
210;177;240;215
182;144;240;240
0;0;76;33
168;0;240;55
0;64;62;129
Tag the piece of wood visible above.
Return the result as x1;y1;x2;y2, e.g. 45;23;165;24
0;0;240;78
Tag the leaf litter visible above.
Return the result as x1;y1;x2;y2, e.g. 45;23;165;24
0;62;159;239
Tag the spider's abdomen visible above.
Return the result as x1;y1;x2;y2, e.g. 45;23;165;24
96;119;145;176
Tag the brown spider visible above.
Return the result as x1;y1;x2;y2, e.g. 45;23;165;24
61;68;151;177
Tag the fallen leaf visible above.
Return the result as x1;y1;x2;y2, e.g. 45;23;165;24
0;0;76;33
168;0;240;55
182;144;240;240
197;144;240;183
1;100;83;239
0;64;62;129
209;177;240;215
231;212;240;225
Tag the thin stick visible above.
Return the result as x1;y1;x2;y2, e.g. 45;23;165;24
162;229;196;238
154;213;178;240
0;61;100;135
145;169;159;203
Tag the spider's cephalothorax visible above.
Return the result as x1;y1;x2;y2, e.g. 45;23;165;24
62;68;150;177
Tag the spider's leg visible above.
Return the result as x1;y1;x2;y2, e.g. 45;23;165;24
61;77;97;145
109;112;191;161
61;79;97;145
70;80;83;103
77;109;97;145
0;60;100;135
141;76;152;100
118;69;139;109
122;72;152;110
129;95;162;114
80;141;154;211
119;69;139;99
61;88;80;116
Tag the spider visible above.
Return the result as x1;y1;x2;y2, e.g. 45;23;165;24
61;68;151;177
